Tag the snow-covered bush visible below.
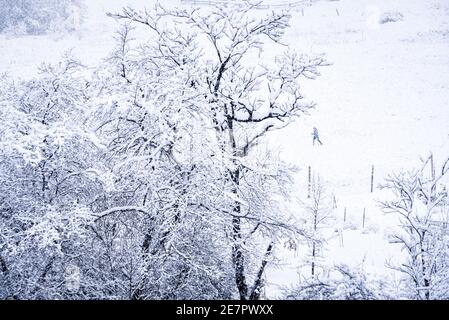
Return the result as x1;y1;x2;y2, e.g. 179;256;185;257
0;0;84;35
284;264;393;300
379;11;403;24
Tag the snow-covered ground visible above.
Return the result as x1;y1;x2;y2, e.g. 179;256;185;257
1;0;448;298
266;0;449;297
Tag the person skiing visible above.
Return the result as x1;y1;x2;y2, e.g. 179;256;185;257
312;127;323;145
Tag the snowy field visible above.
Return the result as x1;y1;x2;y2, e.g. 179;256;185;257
1;0;448;300
267;0;449;297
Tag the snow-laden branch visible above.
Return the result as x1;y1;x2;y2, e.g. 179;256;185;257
93;206;152;221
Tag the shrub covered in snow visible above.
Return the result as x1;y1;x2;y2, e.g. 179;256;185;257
0;0;84;35
283;265;395;300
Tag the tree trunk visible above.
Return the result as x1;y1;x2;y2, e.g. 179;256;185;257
249;243;273;300
227;118;248;300
232;215;248;300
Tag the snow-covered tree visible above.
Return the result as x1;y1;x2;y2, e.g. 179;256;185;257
1;1;327;299
0;55;108;299
98;1;328;300
299;174;335;279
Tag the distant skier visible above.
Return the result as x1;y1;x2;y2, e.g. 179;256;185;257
312;127;323;145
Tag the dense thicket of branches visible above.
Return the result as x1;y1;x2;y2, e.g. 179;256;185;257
0;2;328;299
